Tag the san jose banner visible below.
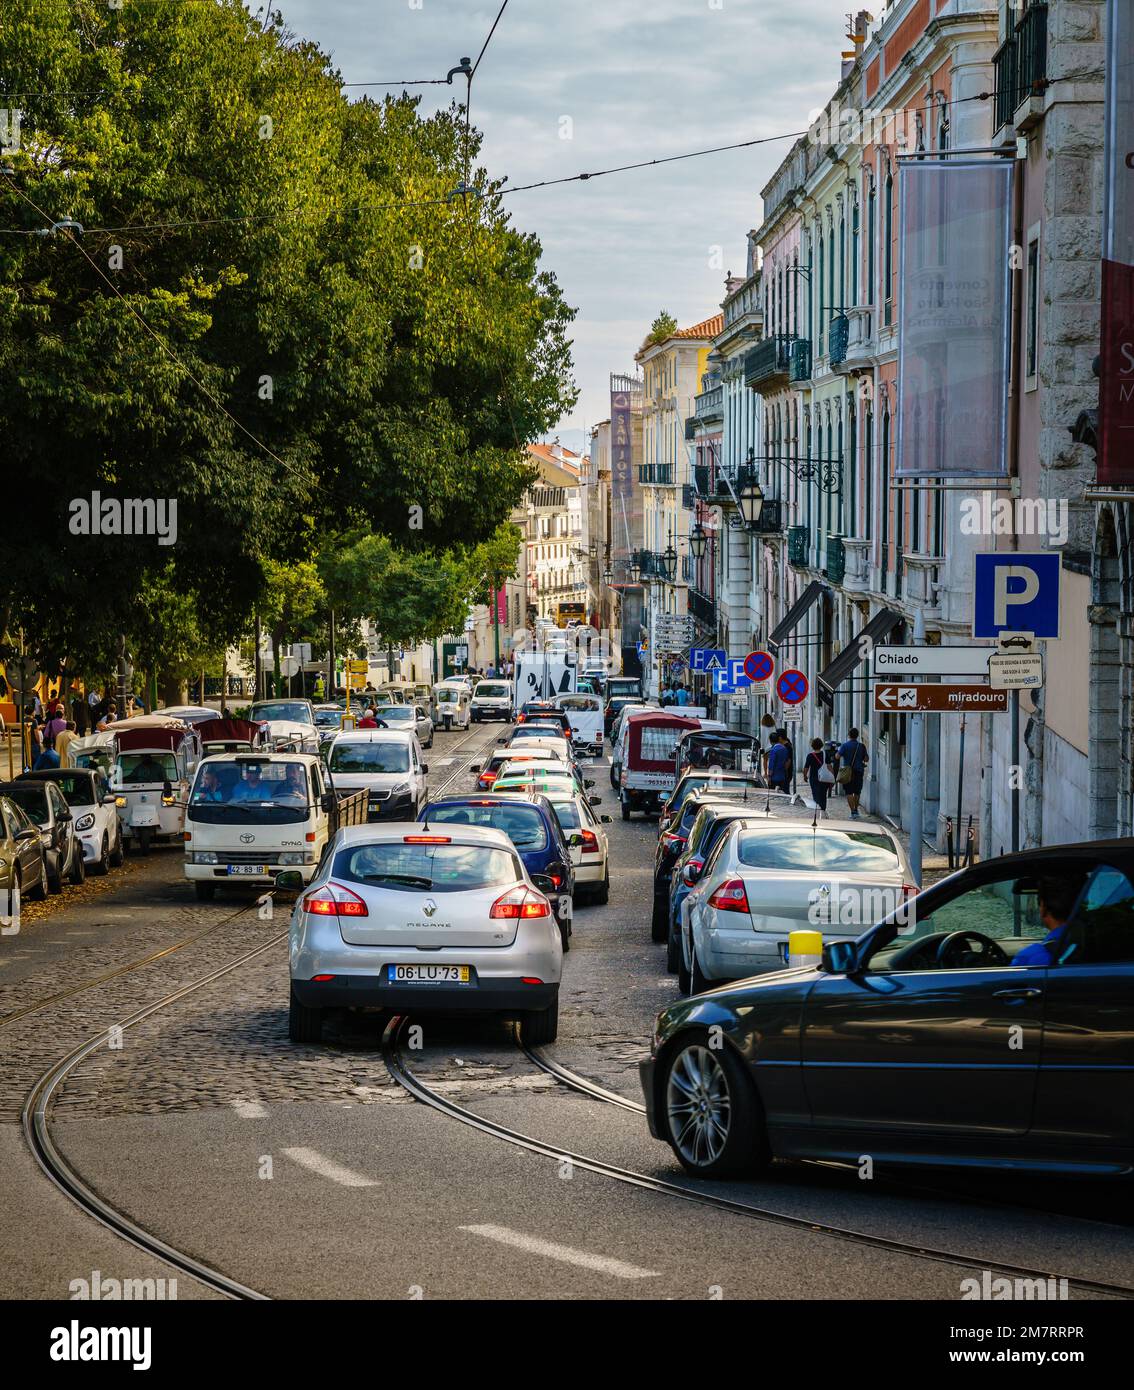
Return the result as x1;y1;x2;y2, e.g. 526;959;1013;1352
1100;0;1134;485
896;160;1013;478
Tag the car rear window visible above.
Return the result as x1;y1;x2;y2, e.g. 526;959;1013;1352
333;842;518;892
550;800;582;830
736;830;901;873
33;772;97;806
427;803;549;850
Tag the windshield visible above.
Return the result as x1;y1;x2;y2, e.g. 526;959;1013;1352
736;829;901;873
607;680;641;696
332;842;518;892
426;803;548;851
34;772;100;806
510;725;562;741
374;706;414;722
476;684;509;698
558;696;599;711
436;689;463;704
251;702;311;724
117;752;177;784
3;784;50;824
187;759;311;824
314;709;342;727
330;742;410;774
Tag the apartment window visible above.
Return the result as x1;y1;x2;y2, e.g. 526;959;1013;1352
793;254;799;334
880;412;891;592
851;202;859;306
836;414;845;536
846;397;857;534
778;268;785;336
839;211;846;312
864;411;874;543
866;179;876;306
884;170;894;324
1025;226;1040;389
829;222;836;331
817;236;825;355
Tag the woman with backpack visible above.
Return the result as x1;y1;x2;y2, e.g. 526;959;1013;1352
836;727;869;820
805;736;835;817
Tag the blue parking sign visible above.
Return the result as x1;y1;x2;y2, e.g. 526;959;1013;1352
973;553;1061;639
715;658;752;694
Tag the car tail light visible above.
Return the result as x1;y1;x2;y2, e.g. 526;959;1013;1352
579;829;599;854
660;831;685;849
303;882;368;917
708;878;750;914
403;835;451;843
547;870;564;889
480;772;497;785
490;887;551;918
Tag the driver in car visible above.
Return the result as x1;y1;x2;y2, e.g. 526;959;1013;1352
1014;874;1087;966
233;765;268;800
275;765;308;803
126;753;167;784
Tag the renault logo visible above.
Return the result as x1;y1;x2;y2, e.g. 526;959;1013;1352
422;899;438;918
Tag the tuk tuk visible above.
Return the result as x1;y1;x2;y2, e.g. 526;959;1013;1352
618;711;701;819
376;682;407;705
674;728;760;777
196;718;268;757
432;682;471;731
109;717;201;852
69;730;117;778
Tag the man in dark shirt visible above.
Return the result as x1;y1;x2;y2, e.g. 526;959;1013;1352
1015;874;1088;966
837;727;869;819
767;735;791;793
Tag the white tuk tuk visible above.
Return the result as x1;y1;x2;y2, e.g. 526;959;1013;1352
432;682;471;731
109;716;201;853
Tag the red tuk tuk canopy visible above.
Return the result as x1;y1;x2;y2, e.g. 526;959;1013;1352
114;719;191;753
626;712;701;772
196;718;263;747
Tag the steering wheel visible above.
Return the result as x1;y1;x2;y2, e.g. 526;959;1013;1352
934;930;1009;968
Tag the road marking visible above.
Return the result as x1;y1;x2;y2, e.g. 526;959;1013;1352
282;1146;377;1187
459;1224;660;1279
231;1099;268;1119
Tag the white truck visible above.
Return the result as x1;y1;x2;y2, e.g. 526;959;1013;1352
183;751;368;900
513;650;577;715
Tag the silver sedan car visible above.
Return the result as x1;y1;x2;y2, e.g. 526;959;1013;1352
284;824;562;1045
373;702;434;748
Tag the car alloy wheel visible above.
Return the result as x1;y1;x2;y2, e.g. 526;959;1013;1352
665;1044;731;1169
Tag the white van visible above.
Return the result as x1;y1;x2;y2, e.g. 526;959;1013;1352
184;752;367;900
324;728;428;821
471;679;513;722
553;692;604;757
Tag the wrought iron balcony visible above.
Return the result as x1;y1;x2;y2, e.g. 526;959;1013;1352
744;335;792;392
993;36;1018;131
995;3;1048;131
789;338;812;383
829;315;849;367
693;462;712;496
694;384;724;421
681;483;696;509
825;535;846;586
684;416;696;440
787;524;810;567
754;498;784;535
637;463;675;486
688;587;716;628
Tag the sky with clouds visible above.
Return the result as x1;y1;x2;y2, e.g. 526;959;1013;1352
278;0;856;452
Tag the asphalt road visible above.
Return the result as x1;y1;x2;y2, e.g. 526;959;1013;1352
2;720;1132;1301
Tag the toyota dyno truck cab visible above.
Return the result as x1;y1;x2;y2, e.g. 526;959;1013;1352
184;752;368;901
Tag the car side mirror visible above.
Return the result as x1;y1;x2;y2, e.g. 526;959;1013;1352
587;795;602;806
567;832;583;848
102;794;117;806
162;778;173;799
600;814;613;824
469;764;481;773
822;941;858;975
15;827;37;842
275;869;304;891
584;779;595;788
320;792;336;813
421;764;429;774
58;809;72;822
681;862;700;887
530;873;555;894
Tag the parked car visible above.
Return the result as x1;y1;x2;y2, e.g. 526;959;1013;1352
496;758;593;795
643;841;1134;1179
0;779;84;892
604;689;648;739
282;824;562;1045
680;819;914;993
545;789;612;904
373;702;434;749
515;703;573;737
325;729;428;821
419;793;575;948
608;703;654;783
20;768;125;875
660;770;769;832
0;793;50;903
471;680;514;722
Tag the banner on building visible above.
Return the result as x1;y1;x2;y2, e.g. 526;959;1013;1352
895;159;1013;478
1100;0;1134;485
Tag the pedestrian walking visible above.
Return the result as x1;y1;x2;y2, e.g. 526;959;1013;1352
71;690;89;736
55;721;78;768
33;741;60;771
805;736;835;817
674;684;690;707
767;733;791;793
836;727;869;819
43;707;67;747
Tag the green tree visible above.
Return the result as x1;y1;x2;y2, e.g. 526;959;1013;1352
646;310;678;345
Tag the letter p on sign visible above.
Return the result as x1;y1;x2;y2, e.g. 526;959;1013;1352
973;552;1061;639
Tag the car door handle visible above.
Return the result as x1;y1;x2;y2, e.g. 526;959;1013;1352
992;988;1042;1000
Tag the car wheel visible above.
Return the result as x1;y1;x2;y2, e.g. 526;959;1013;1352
30;857;50;901
593;865;609;905
690;946;712;995
69;848;86;886
666;921;681;974
110;831;125;867
677;936;692;995
289;986;324;1044
519;991;559;1047
46;853;64;895
650;890;668;943
137;827;152;855
559;915;570;952
92;836;110;876
661;1036;768;1179
194;882;216;902
620;794;630;821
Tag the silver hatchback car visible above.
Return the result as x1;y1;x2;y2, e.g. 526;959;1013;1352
284;824;562;1046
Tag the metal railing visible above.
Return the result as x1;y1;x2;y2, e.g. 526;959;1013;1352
993;36;1018;130
688;587;716;627
694;384;724;419
829;315;850;366
826;535;846;585
787;524;810;566
789;339;812;383
744;335;792;389
638;463;675;486
1017;2;1048;103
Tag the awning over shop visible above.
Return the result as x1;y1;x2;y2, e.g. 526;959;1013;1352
767;580;824;656
818;607;904;706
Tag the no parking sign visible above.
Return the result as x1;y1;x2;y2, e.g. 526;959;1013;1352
777;669;808;705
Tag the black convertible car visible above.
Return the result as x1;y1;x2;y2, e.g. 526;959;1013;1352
641;840;1134;1179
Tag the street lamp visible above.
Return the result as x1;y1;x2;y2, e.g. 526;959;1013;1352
602;562;613;586
689;523;707;560
662;541;677;582
629;555;642;583
738;475;765;529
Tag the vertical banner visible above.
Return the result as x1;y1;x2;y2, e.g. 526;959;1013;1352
1100;0;1134;485
896;160;1013;477
610;376;634;573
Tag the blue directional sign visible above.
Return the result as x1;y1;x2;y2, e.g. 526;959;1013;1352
690;647;727;674
715;658;752;694
973;552;1061;639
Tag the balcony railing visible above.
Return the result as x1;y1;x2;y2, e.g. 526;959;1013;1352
993;36;1018;130
754;498;784;535
789;338;812;383
681;483;696;509
693;462;711;496
994;3;1048;130
829;315;849;367
744;335;792;391
694;384;724;420
787;525;810;567
637;464;675;486
825;535;846;586
684;416;696;440
688;587;716;628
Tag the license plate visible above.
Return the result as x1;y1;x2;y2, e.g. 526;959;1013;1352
388;964;470;983
227;864;268;876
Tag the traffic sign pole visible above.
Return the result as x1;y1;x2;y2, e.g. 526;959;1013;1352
909;610;925;888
